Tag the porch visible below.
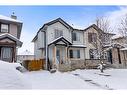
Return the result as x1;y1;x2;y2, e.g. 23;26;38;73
0;33;22;62
47;37;86;70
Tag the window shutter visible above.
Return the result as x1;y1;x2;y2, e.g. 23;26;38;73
72;32;76;41
69;50;73;58
88;33;92;43
77;50;80;58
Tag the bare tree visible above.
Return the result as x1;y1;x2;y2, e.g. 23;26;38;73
96;16;113;33
118;14;127;43
94;16;114;65
118;14;127;66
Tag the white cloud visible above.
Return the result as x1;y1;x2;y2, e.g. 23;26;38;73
104;6;127;34
18;29;36;55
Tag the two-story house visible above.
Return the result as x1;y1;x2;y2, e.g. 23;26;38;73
32;18;86;70
0;14;23;62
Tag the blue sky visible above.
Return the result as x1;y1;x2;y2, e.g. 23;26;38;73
0;6;123;53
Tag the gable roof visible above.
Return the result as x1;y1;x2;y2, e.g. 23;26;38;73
48;36;72;46
0;33;23;47
44;18;73;29
84;24;115;35
32;18;74;42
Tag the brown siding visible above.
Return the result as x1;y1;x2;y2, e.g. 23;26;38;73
9;24;18;38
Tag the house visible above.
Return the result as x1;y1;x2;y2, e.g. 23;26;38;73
17;50;34;63
83;24;115;60
32;18;86;70
0;14;23;62
107;36;127;68
32;18;115;71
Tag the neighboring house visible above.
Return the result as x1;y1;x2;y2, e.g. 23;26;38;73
107;36;127;68
17;50;34;63
32;18;115;70
0;14;23;62
83;24;115;60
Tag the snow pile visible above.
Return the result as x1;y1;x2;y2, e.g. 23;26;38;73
0;60;31;89
111;34;123;40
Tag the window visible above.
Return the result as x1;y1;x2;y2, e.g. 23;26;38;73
1;24;9;32
72;32;76;41
89;49;94;59
88;33;97;43
69;50;73;58
72;32;80;41
2;47;12;58
69;49;80;58
54;29;63;39
89;49;98;59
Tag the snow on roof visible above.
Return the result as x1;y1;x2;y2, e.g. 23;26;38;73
111;34;123;40
18;50;34;55
48;36;72;45
121;48;127;51
49;36;63;45
0;15;22;23
70;44;86;48
0;33;19;40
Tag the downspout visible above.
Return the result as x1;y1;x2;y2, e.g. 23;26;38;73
44;28;48;70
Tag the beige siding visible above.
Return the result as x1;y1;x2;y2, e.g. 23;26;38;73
84;27;100;59
9;24;18;38
0;38;15;43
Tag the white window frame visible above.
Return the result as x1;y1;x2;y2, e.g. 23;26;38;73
1;24;9;33
72;32;80;42
54;29;63;39
69;49;80;59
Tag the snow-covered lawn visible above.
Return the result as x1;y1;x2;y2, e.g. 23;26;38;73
1;60;127;89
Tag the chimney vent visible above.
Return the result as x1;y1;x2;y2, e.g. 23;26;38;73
11;12;17;19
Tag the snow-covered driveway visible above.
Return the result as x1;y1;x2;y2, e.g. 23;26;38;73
24;69;127;90
71;69;127;90
24;71;100;89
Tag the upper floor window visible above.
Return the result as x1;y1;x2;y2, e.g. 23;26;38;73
88;33;97;43
0;24;9;33
54;29;63;39
72;32;80;41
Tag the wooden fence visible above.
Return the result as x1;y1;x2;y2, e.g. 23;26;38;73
22;59;45;71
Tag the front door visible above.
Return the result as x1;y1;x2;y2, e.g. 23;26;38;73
56;47;65;64
1;47;13;62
